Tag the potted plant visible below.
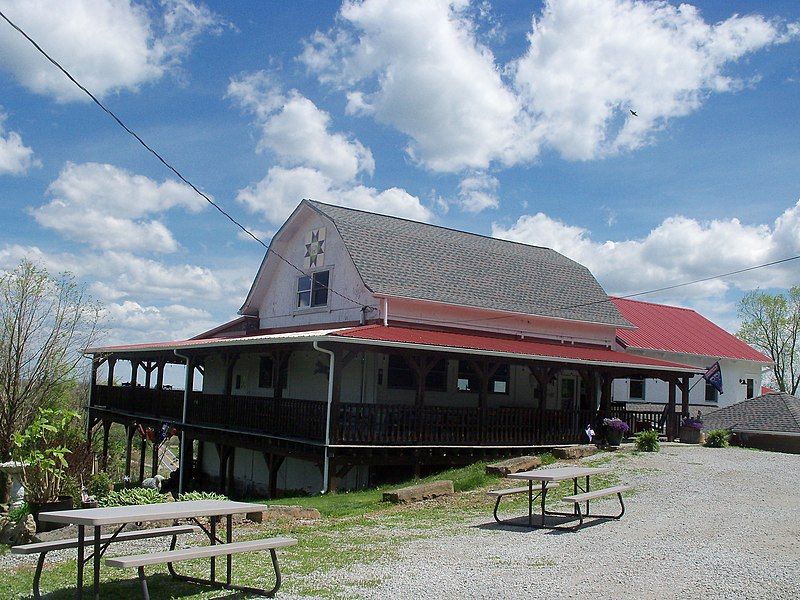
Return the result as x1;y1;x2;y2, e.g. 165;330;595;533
602;418;630;447
12;408;79;532
679;416;704;444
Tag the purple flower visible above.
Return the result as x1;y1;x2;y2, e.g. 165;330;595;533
681;417;704;430
603;418;630;433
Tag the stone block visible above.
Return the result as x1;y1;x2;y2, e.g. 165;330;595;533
552;445;598;460
382;480;454;504
249;505;322;523
486;456;542;476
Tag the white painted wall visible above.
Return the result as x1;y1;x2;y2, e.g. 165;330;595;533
612;350;766;409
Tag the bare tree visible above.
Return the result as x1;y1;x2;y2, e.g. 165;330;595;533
737;287;800;394
0;259;101;464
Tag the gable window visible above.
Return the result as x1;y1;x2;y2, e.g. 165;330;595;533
297;270;329;308
629;376;645;400
705;380;718;403
746;378;754;399
457;361;509;394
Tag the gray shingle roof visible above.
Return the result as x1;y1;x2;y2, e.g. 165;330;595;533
307;200;631;327
703;392;800;433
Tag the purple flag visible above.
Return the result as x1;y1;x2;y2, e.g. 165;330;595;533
703;361;723;394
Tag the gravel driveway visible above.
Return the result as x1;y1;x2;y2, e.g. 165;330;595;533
322;445;800;599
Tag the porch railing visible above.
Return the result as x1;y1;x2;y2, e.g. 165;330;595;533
92;385;604;446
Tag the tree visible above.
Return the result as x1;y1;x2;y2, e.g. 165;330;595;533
737;287;800;394
0;260;101;466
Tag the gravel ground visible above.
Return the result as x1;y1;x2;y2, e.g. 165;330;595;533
3;446;798;599
307;445;800;599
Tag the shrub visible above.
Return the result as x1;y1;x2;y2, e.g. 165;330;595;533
8;502;30;523
100;487;167;507
704;429;731;448
178;491;228;502
89;472;114;501
634;430;660;452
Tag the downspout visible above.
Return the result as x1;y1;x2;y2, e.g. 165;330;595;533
174;349;192;496
383;297;389;326
313;341;335;494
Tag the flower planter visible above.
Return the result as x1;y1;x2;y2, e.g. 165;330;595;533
28;496;73;532
679;426;703;444
605;428;624;447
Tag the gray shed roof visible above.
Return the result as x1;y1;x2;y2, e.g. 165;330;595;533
703;392;800;434
306;200;630;327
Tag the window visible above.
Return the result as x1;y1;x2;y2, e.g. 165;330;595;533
235;374;242;390
297;270;330;308
457;361;509;394
629;376;645;400
258;356;287;389
387;356;447;391
746;378;754;399
705;380;718;403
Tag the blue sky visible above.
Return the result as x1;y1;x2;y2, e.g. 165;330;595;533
1;0;799;345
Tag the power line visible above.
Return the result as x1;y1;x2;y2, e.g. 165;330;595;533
0;9;366;310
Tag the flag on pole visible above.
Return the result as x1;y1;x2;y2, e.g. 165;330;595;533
703;361;723;394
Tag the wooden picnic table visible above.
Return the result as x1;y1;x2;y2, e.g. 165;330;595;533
38;499;265;600
507;466;612;528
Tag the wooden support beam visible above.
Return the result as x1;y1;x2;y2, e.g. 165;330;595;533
106;358;116;387
151;439;160;478
101;421;112;471
264;453;285;499
155;359;165;391
124;425;135;483
667;379;677;440
139;436;147;484
680;376;690;417
223;354;239;396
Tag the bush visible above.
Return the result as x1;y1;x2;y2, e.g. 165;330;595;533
89;472;114;501
704;429;731;448
100;487;167;507
634;430;660;452
8;502;30;523
178;491;228;502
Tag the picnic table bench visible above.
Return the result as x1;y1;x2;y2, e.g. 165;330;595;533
12;524;200;600
487;482;559;523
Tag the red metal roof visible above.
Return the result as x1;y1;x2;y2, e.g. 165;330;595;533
332;325;700;372
611;297;772;363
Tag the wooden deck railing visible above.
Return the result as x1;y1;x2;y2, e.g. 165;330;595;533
93;385;645;446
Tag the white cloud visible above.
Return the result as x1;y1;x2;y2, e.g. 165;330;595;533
457;173;499;212
0;0;223;102
237;166;433;225
30;162;205;252
101;300;217;343
302;0;798;170
512;0;796;160
227;71;374;183
0;111;39;175
492;199;800;299
301;0;529;172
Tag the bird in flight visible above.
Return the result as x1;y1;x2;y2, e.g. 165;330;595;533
629;109;638;117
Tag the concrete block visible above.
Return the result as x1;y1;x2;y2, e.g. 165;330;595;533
486;455;542;476
383;480;454;504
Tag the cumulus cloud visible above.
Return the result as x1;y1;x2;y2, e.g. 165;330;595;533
228;71;433;224
0;0;223;102
301;0;798;170
457;173;499;212
227;71;374;183
492;200;800;299
30;162;206;252
237;166;433;225
101;300;217;344
0;111;39;175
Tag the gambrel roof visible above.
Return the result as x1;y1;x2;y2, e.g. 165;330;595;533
304;200;631;328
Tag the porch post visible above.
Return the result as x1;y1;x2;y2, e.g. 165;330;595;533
223;354;239;396
680;376;690;417
598;373;612;419
124;424;135;483
271;350;291;400
151;439;159;478
667;379;677;440
264;453;285;499
144;361;153;389
131;359;139;387
101;421;112;470
106;358;116;387
138;436;146;483
156;359;165;390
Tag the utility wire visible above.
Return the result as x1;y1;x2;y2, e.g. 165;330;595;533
0;8;366;309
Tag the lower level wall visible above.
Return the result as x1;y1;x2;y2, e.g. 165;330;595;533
731;430;800;454
199;443;369;496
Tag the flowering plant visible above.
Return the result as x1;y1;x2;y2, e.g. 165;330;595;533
602;418;630;433
681;417;704;430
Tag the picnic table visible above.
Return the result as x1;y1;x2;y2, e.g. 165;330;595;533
494;466;630;530
32;499;296;599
